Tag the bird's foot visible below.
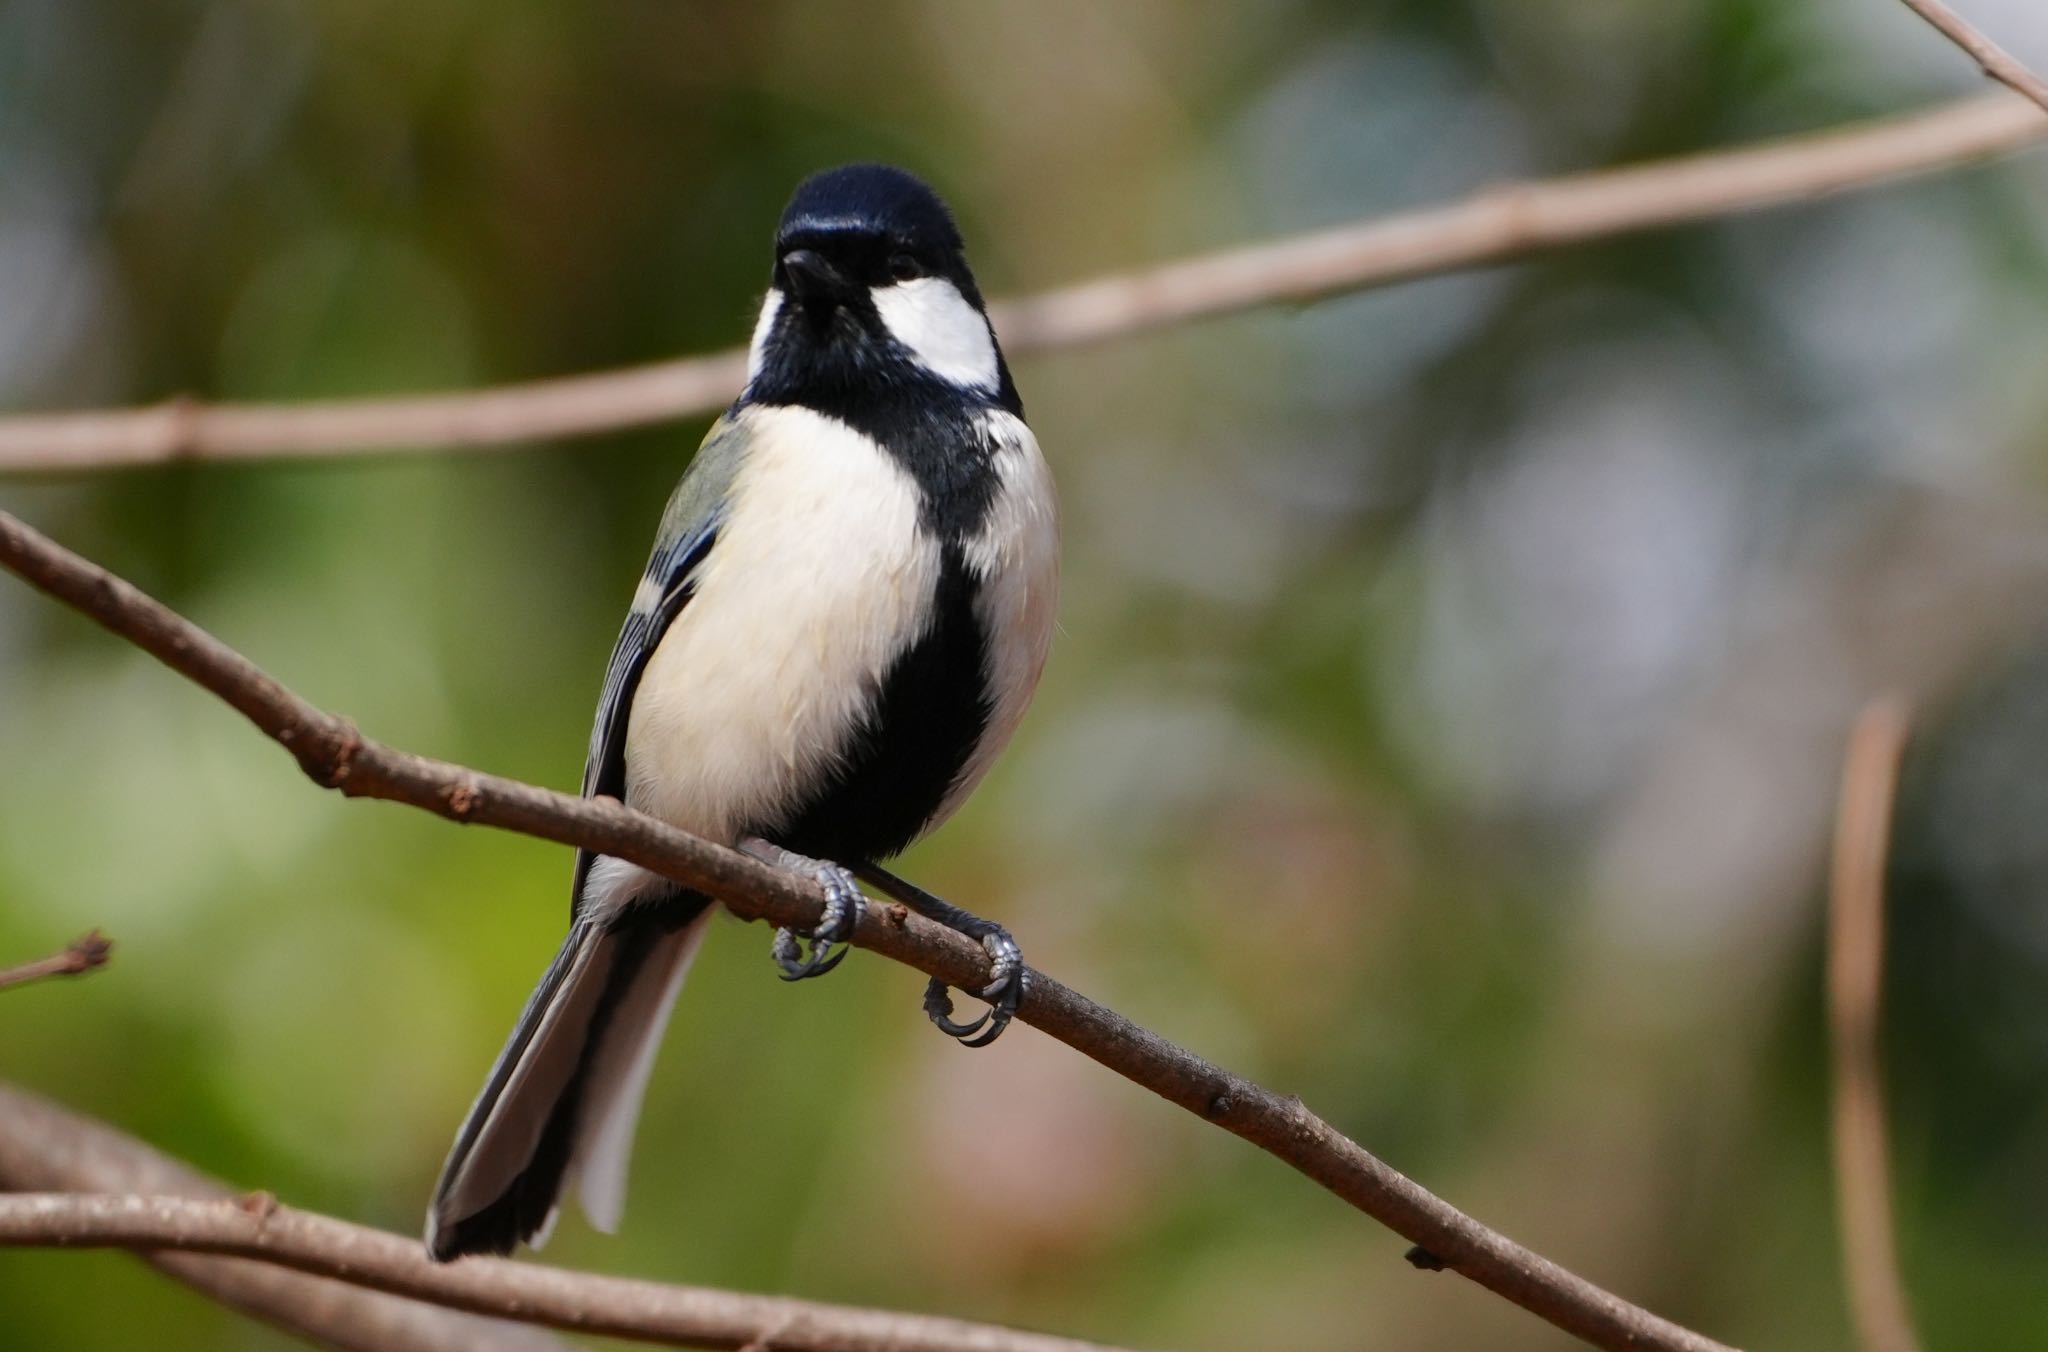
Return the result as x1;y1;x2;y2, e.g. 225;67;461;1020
921;925;1026;1048
854;862;1027;1048
739;838;865;981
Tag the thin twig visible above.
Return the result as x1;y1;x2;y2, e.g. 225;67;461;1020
1827;698;1922;1352
0;1192;1131;1352
0;1081;567;1352
1898;0;2048;116
0;93;2043;472
0;930;112;993
0;513;1738;1352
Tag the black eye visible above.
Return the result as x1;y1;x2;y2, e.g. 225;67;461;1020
887;252;924;282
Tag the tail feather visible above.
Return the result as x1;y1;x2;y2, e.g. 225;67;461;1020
571;912;710;1232
426;896;709;1261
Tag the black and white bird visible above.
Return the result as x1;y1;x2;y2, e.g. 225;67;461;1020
424;164;1059;1261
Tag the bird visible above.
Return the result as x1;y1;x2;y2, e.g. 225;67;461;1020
424;163;1059;1262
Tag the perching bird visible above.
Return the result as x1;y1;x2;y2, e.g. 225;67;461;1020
425;164;1059;1261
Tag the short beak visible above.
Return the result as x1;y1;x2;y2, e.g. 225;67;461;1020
779;248;851;303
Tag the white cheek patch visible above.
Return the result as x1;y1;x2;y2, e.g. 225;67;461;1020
745;289;785;381
870;276;1000;391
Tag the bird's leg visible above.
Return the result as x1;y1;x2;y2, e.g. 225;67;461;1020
738;837;865;981
851;862;1024;1048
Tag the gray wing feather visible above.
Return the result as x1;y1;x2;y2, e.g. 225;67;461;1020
570;415;750;911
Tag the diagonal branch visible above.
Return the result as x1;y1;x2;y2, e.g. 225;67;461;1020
1827;698;1922;1352
0;1081;1121;1352
0;1191;1131;1352
0;1081;568;1352
0;930;112;994
0;505;1740;1352
1898;0;2048;116
0;92;2043;472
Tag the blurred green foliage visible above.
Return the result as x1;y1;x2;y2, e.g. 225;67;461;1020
4;1;2048;1348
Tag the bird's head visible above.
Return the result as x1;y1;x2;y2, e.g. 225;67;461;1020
745;164;1012;407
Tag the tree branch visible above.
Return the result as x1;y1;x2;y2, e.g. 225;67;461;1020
0;1191;1130;1352
0;1081;1121;1352
1827;698;1922;1352
0;930;111;993
0;1081;568;1352
0;513;1740;1352
1898;0;2048;116
0;92;2041;472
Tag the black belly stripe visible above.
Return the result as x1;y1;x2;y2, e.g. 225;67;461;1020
770;544;991;863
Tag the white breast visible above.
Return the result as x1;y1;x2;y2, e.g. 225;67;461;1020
931;410;1060;828
624;405;941;845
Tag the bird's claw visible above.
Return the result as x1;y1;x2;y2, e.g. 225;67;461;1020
771;861;864;981
923;927;1026;1048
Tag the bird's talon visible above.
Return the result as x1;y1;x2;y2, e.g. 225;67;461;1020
770;927;805;976
977;931;1024;1001
956;1015;1009;1050
923;977;994;1038
763;857;864;982
850;864;1025;1047
922;929;1024;1046
795;943;848;980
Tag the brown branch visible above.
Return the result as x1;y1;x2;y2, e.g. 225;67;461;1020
0;1081;1114;1352
0;1191;1129;1352
0;1081;568;1352
1898;0;2048;116
1;92;2043;472
0;930;111;993
0;507;1740;1352
1827;698;1922;1352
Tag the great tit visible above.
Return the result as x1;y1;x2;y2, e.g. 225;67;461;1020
425;164;1059;1261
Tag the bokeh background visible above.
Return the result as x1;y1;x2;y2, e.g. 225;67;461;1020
4;2;2048;1348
